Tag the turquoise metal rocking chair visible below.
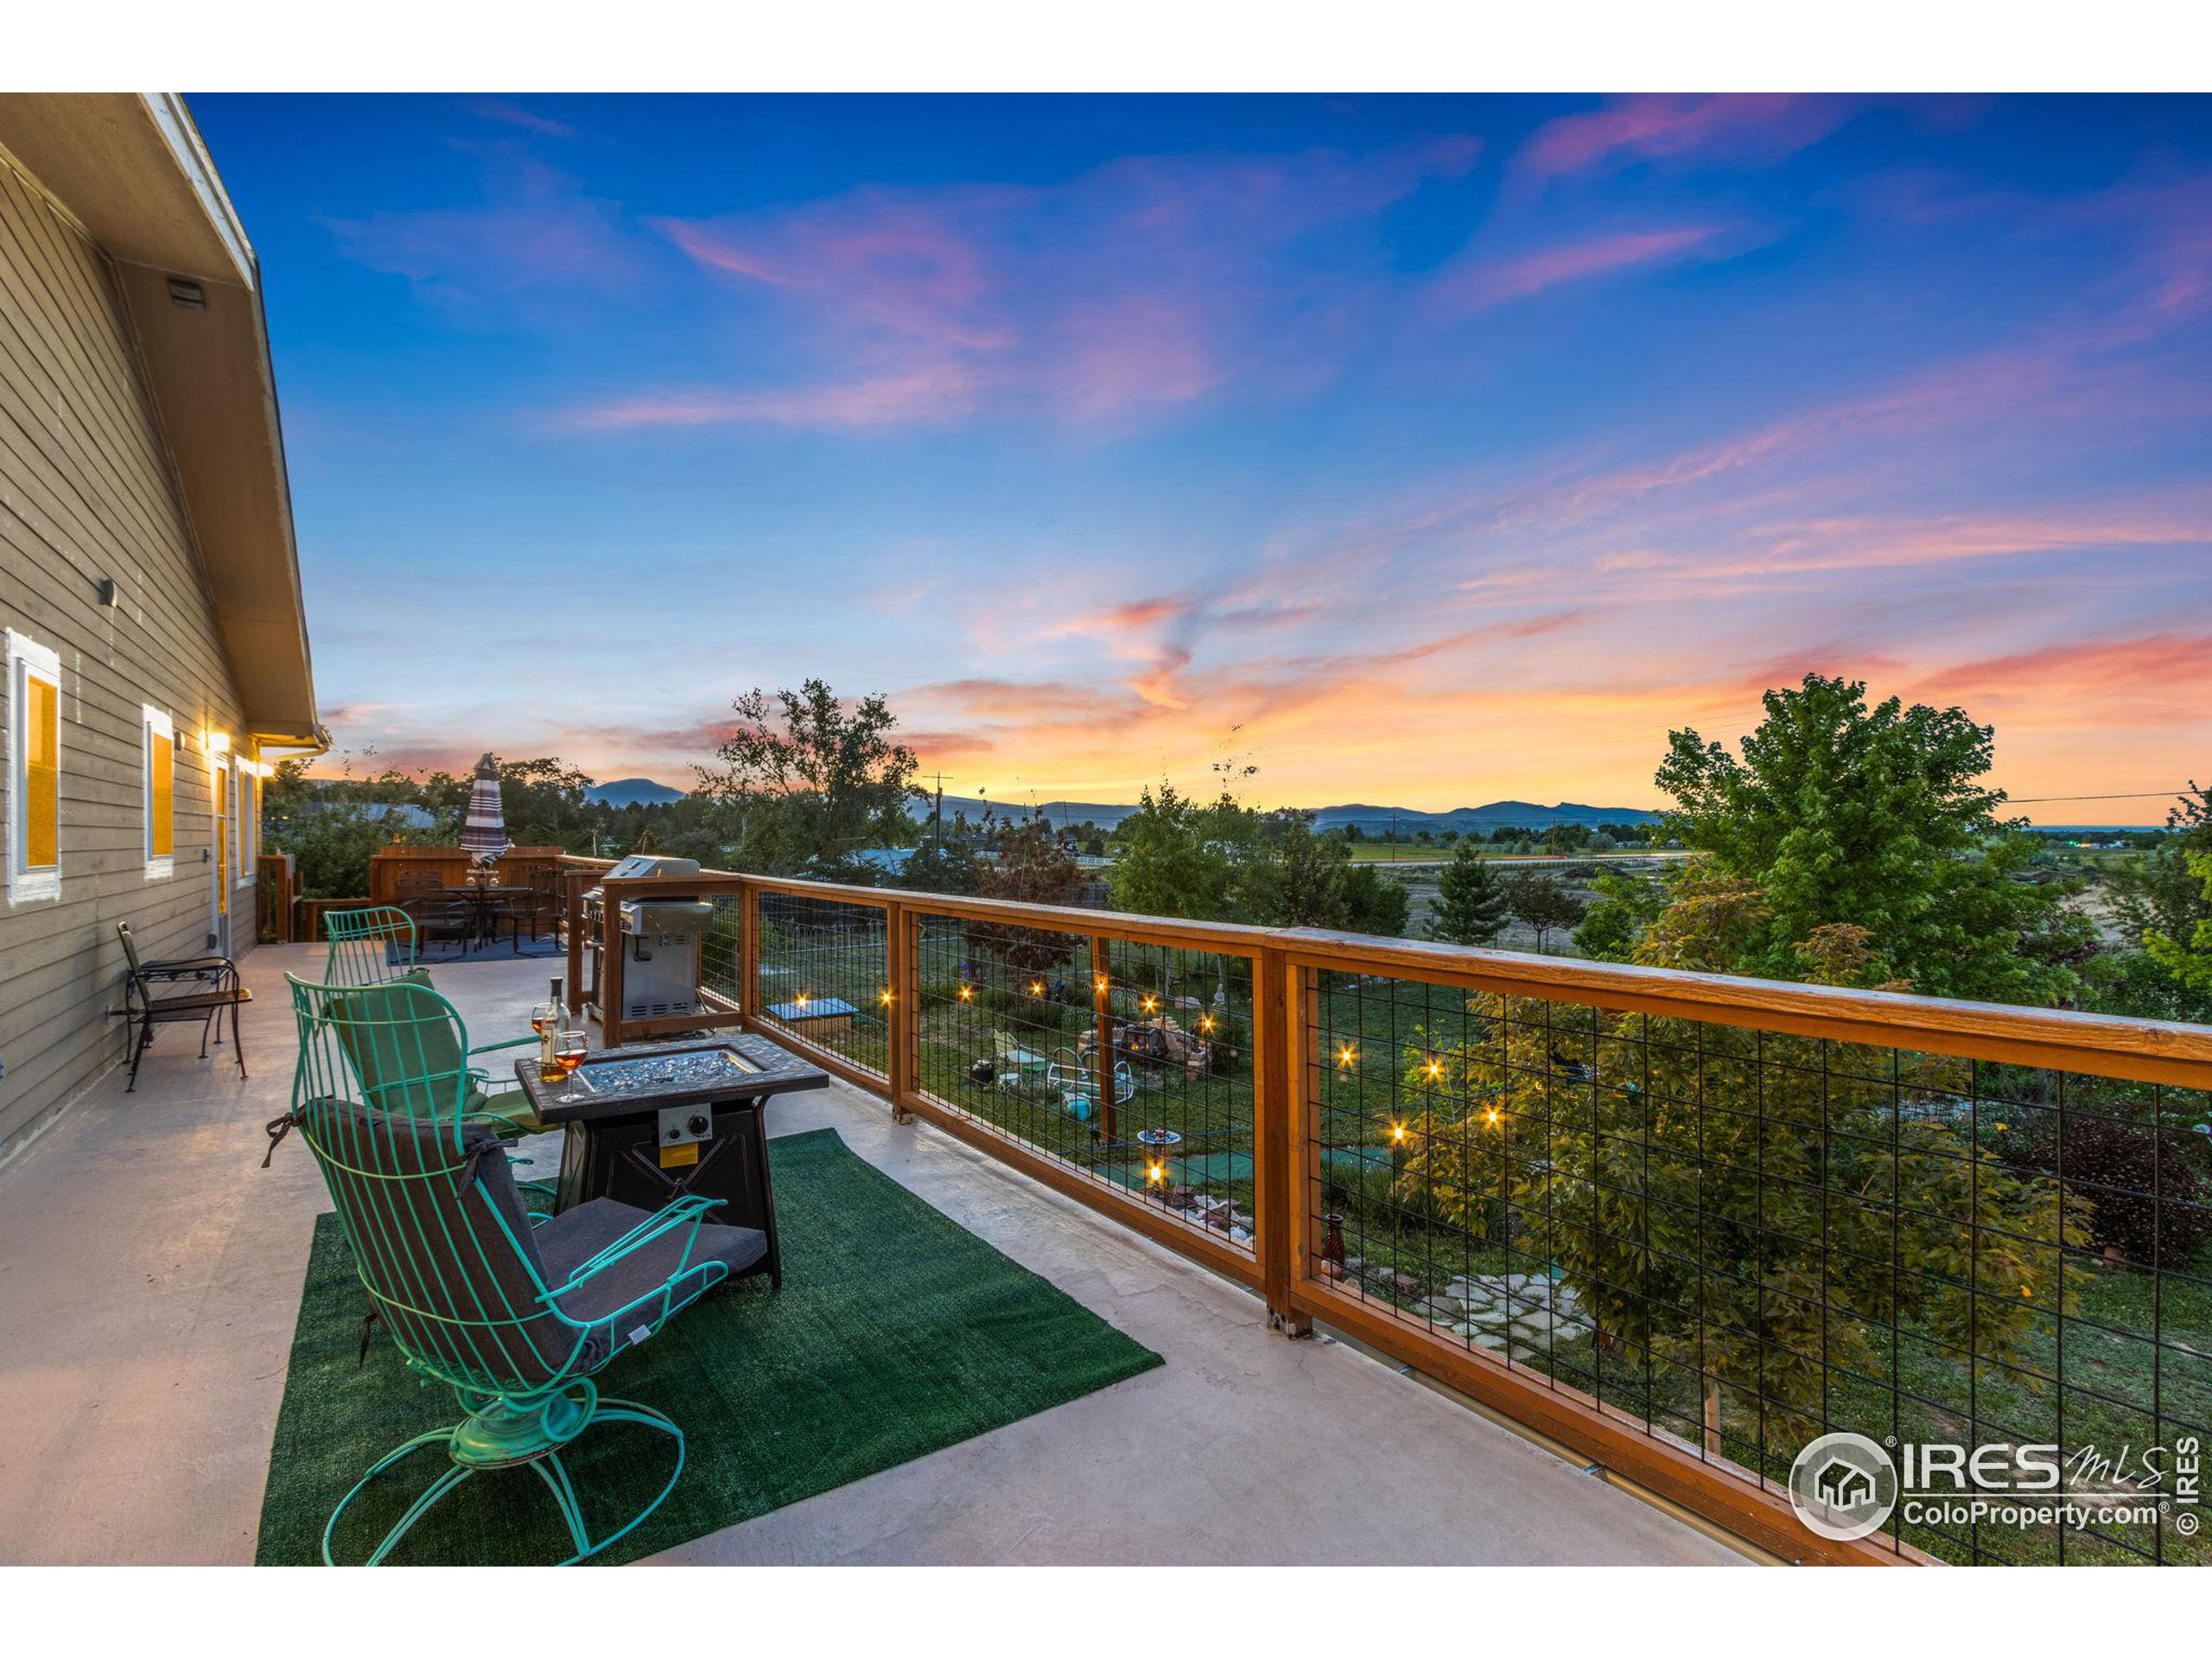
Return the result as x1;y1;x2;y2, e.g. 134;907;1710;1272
321;905;420;988
316;907;543;1130
279;972;768;1564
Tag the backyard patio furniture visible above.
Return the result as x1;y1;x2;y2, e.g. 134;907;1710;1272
321;906;418;986
511;1034;827;1288
400;887;479;955
311;972;544;1136
114;922;250;1093
278;972;768;1565
497;864;564;950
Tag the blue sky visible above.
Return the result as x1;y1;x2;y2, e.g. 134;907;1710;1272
194;93;2212;814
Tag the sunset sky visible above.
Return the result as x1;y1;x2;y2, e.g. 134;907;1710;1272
194;92;2212;820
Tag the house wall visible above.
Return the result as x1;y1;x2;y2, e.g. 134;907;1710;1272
0;152;257;1160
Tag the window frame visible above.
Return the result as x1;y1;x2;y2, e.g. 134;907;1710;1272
143;704;175;880
238;745;257;885
6;627;63;905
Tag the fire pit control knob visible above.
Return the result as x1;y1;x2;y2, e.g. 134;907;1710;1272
687;1114;709;1138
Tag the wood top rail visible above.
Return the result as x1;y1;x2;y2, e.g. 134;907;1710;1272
550;860;2212;1088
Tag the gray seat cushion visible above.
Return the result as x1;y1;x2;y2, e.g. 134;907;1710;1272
536;1198;766;1351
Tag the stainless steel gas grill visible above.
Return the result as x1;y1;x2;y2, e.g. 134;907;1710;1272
582;854;714;1020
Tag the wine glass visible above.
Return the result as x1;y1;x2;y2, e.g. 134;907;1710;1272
553;1031;588;1098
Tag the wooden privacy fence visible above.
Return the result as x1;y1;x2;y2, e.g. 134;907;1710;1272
368;844;568;905
563;857;2212;1567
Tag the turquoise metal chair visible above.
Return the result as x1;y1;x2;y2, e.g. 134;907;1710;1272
321;906;419;988
317;906;542;1129
278;972;768;1564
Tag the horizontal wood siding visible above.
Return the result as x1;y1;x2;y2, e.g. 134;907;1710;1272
0;155;254;1158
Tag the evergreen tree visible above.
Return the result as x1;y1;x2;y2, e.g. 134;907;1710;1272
1427;841;1510;945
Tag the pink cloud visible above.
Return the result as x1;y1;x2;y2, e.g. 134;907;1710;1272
556;363;988;432
566;137;1478;436
1434;225;1727;310
325;159;639;303
467;99;576;140
1516;95;1856;181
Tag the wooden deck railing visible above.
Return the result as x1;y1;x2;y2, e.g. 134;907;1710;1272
563;857;2212;1567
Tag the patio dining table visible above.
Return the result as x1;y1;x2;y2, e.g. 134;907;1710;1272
439;882;532;952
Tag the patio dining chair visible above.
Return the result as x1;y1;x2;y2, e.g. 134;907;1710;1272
276;972;766;1565
114;922;250;1092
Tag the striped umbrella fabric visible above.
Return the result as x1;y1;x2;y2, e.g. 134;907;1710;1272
459;753;511;862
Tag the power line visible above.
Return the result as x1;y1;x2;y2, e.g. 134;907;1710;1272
2005;789;2196;804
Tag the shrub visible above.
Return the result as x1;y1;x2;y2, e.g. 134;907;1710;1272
2016;1114;2212;1265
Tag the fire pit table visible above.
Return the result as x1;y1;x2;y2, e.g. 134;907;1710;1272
514;1033;828;1289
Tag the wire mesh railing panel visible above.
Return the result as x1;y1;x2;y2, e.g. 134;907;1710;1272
1303;967;2212;1566
753;893;893;1083
911;912;1258;1257
699;892;743;1005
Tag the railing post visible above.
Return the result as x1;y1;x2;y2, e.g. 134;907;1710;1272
887;899;917;1122
563;868;586;1017
740;878;760;1019
599;879;626;1048
1255;945;1310;1336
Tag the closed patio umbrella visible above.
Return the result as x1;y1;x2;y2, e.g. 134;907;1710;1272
459;753;512;867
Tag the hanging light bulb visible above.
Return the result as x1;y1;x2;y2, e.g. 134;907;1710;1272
796;991;809;1009
1337;1043;1359;1070
1390;1121;1408;1144
1029;980;1044;998
957;984;973;1001
880;988;893;1006
1142;995;1158;1014
1485;1107;1502;1127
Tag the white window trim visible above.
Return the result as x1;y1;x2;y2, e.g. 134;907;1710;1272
143;704;175;880
6;628;62;906
239;750;257;885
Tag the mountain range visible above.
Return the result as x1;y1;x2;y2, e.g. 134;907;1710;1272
585;777;686;806
909;794;1661;835
581;779;1660;833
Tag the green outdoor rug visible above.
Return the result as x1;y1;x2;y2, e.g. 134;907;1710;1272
256;1127;1162;1565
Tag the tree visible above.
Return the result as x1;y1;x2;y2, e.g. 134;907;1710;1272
1572;869;1666;961
1398;991;2077;1456
2146;851;2212;994
967;817;1084;975
1656;673;2075;1003
262;753;446;898
693;680;918;878
1427;841;1510;946
1339;862;1411;938
1236;811;1349;928
1107;782;1243;921
899;836;979;895
1503;870;1586;953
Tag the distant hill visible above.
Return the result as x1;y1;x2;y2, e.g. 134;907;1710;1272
910;794;1659;834
586;777;684;806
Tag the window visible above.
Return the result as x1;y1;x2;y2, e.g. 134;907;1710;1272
143;706;175;878
6;628;62;904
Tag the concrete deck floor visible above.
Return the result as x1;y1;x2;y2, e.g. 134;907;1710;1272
0;945;1741;1566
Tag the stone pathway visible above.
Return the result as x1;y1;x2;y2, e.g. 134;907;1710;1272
1340;1261;1586;1362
